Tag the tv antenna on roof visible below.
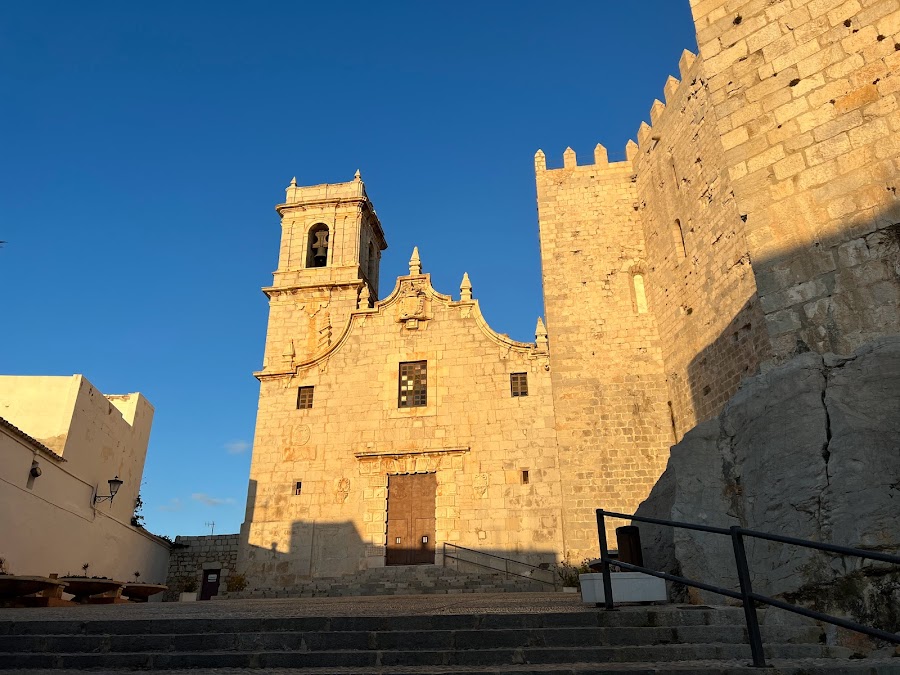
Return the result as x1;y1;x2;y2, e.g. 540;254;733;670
204;521;215;535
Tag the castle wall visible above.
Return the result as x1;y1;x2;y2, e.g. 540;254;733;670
535;152;673;558
690;0;900;358
631;52;772;438
240;273;563;585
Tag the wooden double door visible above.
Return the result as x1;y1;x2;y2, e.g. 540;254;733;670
385;473;436;566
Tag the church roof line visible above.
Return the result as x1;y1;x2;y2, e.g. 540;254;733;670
257;263;545;380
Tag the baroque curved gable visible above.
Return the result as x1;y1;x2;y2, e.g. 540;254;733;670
284;273;540;373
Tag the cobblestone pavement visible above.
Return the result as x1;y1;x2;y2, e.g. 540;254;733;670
0;592;591;622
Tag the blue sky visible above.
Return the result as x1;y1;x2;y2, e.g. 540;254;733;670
0;2;697;537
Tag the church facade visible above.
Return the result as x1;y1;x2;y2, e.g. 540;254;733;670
238;175;570;584
239;0;900;586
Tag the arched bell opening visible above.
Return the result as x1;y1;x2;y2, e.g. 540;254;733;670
307;224;330;268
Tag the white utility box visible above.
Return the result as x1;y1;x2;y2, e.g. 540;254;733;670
579;572;668;604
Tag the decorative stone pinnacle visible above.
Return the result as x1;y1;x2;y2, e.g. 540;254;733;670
535;317;549;350
563;147;577;168
354;169;361;180
357;284;371;309
534;149;546;172
289;176;297;187
460;272;472;301
409;246;422;275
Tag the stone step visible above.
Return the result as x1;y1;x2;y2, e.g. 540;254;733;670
0;601;887;673
231;586;552;599
227;565;553;599
13;664;900;675
0;643;856;670
0;625;825;653
0;607;813;636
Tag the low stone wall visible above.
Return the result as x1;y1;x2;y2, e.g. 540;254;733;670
636;336;900;633
164;534;239;602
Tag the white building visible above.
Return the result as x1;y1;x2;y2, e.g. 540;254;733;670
0;375;169;583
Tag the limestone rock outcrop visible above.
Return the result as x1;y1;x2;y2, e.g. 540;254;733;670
636;337;900;631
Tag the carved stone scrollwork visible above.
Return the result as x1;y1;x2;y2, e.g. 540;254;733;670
397;281;428;329
354;447;468;475
473;473;489;499
336;477;350;503
317;312;332;350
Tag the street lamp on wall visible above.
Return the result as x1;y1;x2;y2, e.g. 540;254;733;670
94;476;124;505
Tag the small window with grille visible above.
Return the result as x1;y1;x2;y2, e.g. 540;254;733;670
398;361;427;408
510;372;528;397
294;481;302;495
297;386;314;409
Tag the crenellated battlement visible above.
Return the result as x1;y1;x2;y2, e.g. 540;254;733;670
536;49;700;176
633;49;700;154
533;144;631;173
534;49;697;173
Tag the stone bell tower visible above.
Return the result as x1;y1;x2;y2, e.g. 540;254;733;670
260;171;388;373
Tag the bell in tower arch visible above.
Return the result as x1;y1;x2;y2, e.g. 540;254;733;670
307;224;330;268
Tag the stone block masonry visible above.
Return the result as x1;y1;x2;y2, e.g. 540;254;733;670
630;50;772;440
535;152;674;557
164;534;239;601
537;0;900;446
237;0;900;590
241;176;564;586
690;0;900;358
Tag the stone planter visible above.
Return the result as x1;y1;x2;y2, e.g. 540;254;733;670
179;592;198;602
58;578;125;603
0;575;67;600
579;572;667;605
122;583;167;602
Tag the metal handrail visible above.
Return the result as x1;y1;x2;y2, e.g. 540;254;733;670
596;508;900;668
442;543;558;589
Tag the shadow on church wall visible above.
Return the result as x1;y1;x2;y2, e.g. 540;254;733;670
238;482;561;588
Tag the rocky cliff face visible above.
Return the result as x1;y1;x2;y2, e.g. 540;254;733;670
636;337;900;632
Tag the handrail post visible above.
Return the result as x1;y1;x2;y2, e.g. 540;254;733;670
596;509;615;610
730;526;766;668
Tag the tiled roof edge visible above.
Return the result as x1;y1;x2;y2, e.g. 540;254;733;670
0;416;66;462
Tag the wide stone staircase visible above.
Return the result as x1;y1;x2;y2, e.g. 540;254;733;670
0;604;896;672
226;565;551;599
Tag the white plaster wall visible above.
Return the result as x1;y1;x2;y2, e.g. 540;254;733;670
0;428;170;584
0;375;78;454
0;375;154;528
